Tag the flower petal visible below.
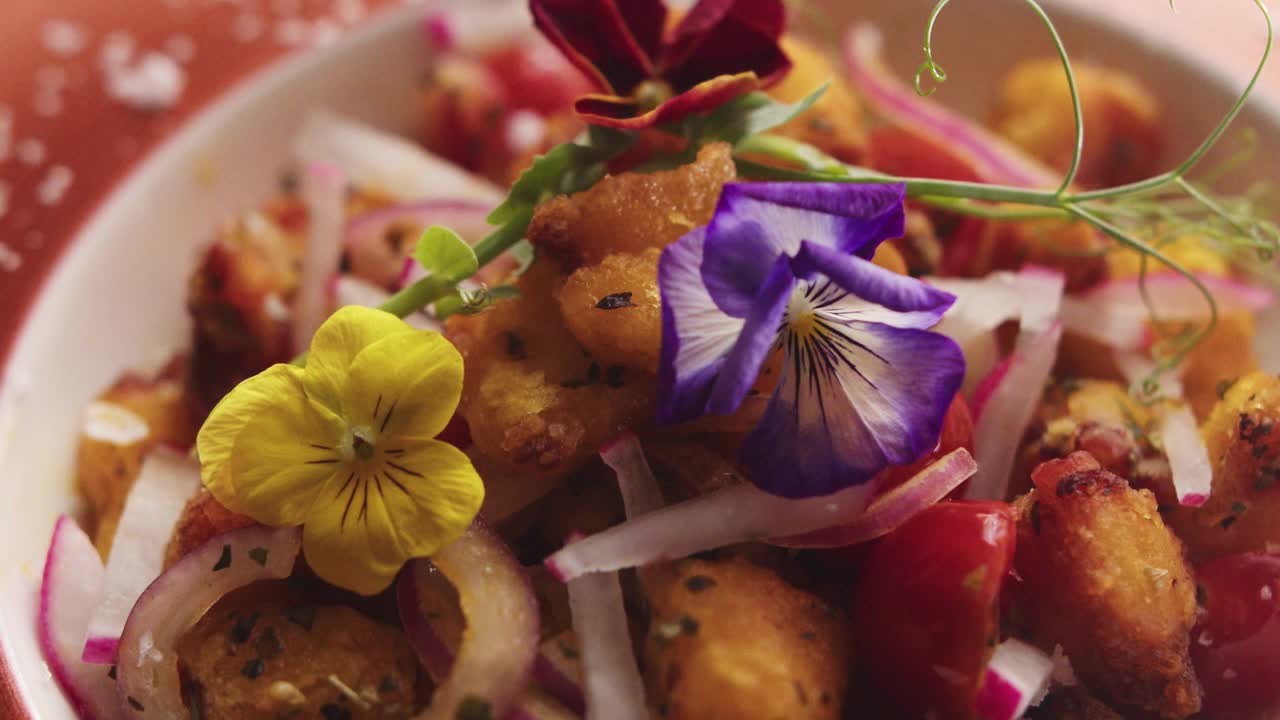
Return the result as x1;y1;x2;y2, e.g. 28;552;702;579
657;228;745;425
744;320;965;498
227;374;347;525
304;305;414;414
706;255;794;414
701;183;905;313
791;240;956;327
574;72;761;130
374;439;484;559
303;471;408;595
530;0;659;95
661;0;790;91
343;328;464;441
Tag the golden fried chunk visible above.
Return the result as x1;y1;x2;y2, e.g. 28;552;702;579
77;366;198;556
526;142;735;267
1014;452;1200;719
1167;372;1280;560
644;558;848;720
179;581;421;719
556;249;663;374
165;490;256;568
767;37;867;163
1028;687;1124;720
447;258;654;479
990;58;1163;187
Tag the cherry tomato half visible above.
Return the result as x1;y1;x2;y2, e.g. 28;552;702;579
853;500;1017;720
1191;552;1280;714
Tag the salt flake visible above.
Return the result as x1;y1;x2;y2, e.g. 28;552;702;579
231;14;265;43
0;241;21;272
165;34;197;63
1263;585;1274;601
0;182;9;220
99;32;136;71
42;20;88;57
105;51;186;111
37;165;74;206
17;139;46;166
0;107;11;163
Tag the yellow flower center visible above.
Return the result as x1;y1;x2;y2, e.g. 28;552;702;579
352;431;376;461
786;284;818;339
633;78;675;112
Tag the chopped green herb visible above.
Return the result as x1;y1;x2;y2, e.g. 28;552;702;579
683;575;717;593
504;332;527;361
212;544;232;572
107;665;117;681
1232;501;1249;515
558;639;579;660
456;696;494;720
320;704;352;720
379;675;401;695
1222;515;1239;530
127;696;145;711
285;604;316;631
605;365;626;388
247;546;269;566
595;292;633;310
240;658;265;680
679;616;700;635
229;611;260;644
254;626;282;660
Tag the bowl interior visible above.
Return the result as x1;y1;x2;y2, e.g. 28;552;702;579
2;1;1278;715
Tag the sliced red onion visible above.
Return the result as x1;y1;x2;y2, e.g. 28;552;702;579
966;322;1064;501
400;521;540;720
599;432;665;518
114;525;301;717
929;272;1025;348
83;447;201;664
346;199;493;289
974;638;1055;720
843;24;1057;188
535;633;585;715
292;161;346;352
771;448;977;548
1159;404;1213;507
39;516;121;720
294;110;504;203
332;275;441;332
545;476;877;583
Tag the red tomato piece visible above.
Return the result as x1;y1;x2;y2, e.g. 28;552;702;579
853;500;1017;720
483;39;594;116
1192;552;1280;714
877;394;975;493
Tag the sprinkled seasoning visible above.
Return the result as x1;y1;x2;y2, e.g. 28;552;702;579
107;665;117;680
42;20;88;57
248;546;270;566
127;696;145;711
36;164;74;206
231;14;266;43
379;675;400;694
104;51;186;111
212;544;233;571
684;574;716;593
165;34;197;63
285;603;316;630
17;138;47;166
504;332;527;360
229;611;259;643
320;704;351;720
254;626;283;659
456;696;495;720
605;365;626;388
240;657;265;679
595;292;633;310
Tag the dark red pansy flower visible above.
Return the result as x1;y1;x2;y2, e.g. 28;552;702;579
530;0;791;129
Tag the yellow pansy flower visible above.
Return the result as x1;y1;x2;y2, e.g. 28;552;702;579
196;305;484;595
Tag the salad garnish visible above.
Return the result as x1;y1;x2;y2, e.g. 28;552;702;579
196;305;483;595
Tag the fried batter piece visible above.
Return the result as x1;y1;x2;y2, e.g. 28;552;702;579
767;37;867;163
556;249;663;374
1166;372;1280;561
1028;687;1125;720
77;365;198;556
990;58;1163;187
179;581;421;719
447;259;655;479
644;558;849;720
1013;452;1201;719
526;142;735;268
165;490;256;568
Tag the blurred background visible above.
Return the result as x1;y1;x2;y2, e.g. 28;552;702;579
0;0;1274;339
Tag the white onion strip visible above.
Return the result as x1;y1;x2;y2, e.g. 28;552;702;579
843;24;1058;188
83;447;201;663
114;525;301;717
974;638;1055;720
39;516;121;720
413;521;540;720
770;448;977;548
292;161;346;353
966;322;1064;501
1159;405;1213;507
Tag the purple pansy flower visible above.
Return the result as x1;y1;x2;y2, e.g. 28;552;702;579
657;182;966;498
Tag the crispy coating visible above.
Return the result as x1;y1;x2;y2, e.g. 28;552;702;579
1014;452;1200;718
767;37;867;163
77;368;198;556
644;558;848;720
990;58;1163;187
164;490;256;568
1167;372;1280;560
178;581;421;719
447;259;655;479
1028;687;1125;720
526;142;735;268
556;249;663;374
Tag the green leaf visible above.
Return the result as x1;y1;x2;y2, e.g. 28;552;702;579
508;239;537;277
487;127;635;226
701;83;829;147
414;225;478;281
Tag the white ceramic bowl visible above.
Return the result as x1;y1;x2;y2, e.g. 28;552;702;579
2;1;1278;716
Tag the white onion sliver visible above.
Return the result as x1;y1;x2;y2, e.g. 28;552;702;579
115;525;301;716
83;446;201;663
294;110;504;203
974;638;1055;720
546;477;877;582
967;322;1064;501
771;448;977;548
333;275;442;332
293;161;347;352
417;521;540;720
600;431;665;518
929;272;1024;347
39;516;121;720
1160;404;1214;507
1077;272;1273;322
1060;296;1148;350
843;24;1057;188
1114;350;1184;401
1015;266;1065;342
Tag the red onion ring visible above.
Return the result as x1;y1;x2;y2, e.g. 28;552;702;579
347;199;493;289
398;521;540;720
974;638;1055;720
114;525;301;717
83;447;201;664
39;516;121;720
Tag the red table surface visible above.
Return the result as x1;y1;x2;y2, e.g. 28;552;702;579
0;0;1275;717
